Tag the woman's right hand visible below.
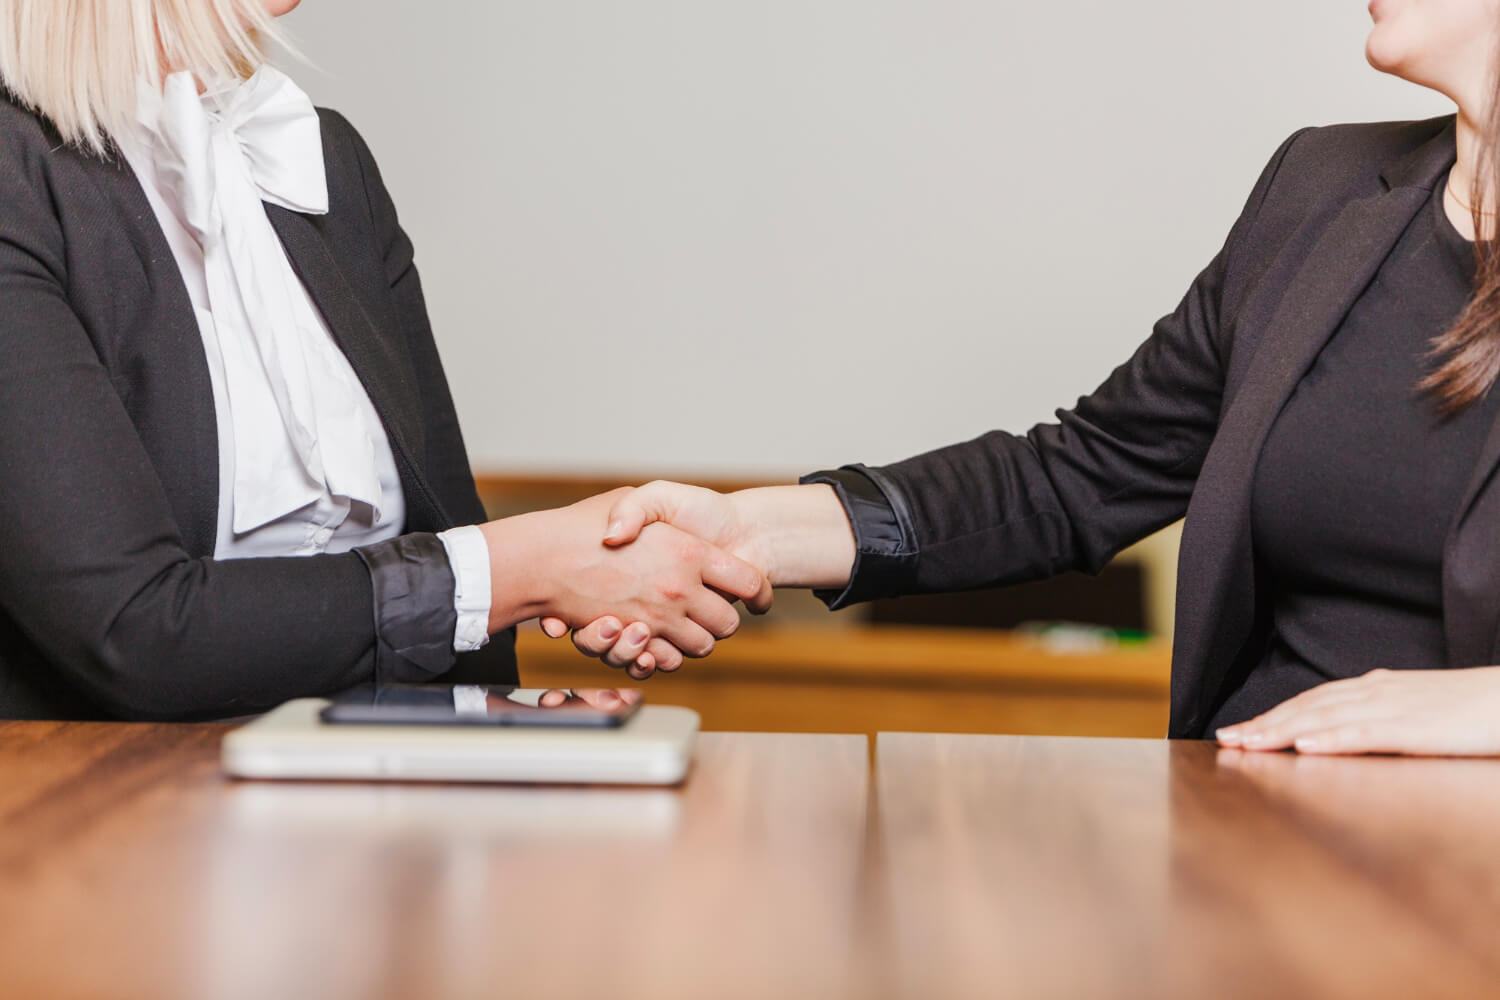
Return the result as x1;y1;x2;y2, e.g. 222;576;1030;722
482;488;770;671
536;482;761;677
544;482;856;676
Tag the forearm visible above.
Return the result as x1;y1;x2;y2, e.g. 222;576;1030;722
54;552;381;720
728;484;856;590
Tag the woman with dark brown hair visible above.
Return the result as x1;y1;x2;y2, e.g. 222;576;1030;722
557;0;1500;756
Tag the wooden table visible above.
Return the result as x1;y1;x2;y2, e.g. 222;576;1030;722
873;734;1500;999
0;723;869;1000
5;724;1500;999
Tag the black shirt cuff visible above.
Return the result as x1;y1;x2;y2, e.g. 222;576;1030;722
354;533;459;682
799;465;918;610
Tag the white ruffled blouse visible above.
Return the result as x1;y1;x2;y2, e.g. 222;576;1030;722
113;67;490;654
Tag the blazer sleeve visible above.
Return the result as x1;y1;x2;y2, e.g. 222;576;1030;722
0;151;473;720
805;127;1310;606
330;111;519;680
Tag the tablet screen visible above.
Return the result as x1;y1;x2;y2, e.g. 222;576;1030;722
319;684;643;728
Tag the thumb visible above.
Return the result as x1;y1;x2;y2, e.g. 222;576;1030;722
602;482;675;546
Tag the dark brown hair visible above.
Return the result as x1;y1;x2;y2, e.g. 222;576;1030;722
1421;84;1500;415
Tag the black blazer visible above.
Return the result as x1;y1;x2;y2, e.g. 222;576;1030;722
810;116;1490;738
0;94;516;719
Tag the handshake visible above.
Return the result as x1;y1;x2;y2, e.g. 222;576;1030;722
476;481;856;681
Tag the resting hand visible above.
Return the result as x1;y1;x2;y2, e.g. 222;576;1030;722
1215;666;1500;755
540;482;771;676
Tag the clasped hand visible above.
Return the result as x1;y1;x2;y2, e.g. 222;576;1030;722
537;482;758;679
500;485;766;680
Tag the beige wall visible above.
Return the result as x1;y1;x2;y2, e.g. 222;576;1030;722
276;4;1435;635
278;2;1447;479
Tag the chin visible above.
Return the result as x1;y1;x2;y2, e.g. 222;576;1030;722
1365;28;1410;78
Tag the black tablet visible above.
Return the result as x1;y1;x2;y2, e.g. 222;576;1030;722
318;684;643;728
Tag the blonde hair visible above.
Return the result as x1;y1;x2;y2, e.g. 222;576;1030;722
0;0;284;156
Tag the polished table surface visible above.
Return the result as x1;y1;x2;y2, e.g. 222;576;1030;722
4;724;1500;999
873;734;1500;999
0;723;870;1000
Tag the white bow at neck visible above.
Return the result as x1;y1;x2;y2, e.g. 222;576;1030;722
134;67;386;534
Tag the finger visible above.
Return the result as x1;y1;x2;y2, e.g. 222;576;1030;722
644;637;684;673
539;617;569;639
657;618;719;660
539;689;570;707
634;650;657;672
1229;687;1351;740
627;659;656;681
604;481;678;547
603;622;653;669
570;617;624;658
1229;680;1378;746
687;591;742;641
743;573;774;615
714;578;774;617
1237;698;1400;752
1220;678;1374;746
1293;721;1406;756
699;546;767;605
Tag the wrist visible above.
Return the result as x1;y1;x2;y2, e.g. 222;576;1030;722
479;513;554;632
724;489;778;584
730;484;855;589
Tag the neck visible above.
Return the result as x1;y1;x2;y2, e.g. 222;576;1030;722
1445;100;1494;242
1454;105;1486;203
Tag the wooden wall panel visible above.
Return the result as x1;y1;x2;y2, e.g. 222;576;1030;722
516;625;1171;738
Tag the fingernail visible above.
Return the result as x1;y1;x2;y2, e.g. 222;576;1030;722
1216;728;1239;744
606;520;624;539
599;622;620;641
1295;737;1318;752
1243;732;1268;748
626;624;649;643
601;691;620;707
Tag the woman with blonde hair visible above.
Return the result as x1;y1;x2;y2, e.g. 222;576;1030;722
0;0;769;719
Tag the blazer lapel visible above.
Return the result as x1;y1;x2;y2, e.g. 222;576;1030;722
1170;180;1438;734
265;206;452;530
89;150;222;557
